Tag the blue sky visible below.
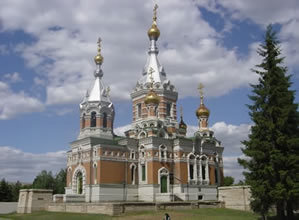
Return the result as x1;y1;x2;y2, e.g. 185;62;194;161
0;0;298;183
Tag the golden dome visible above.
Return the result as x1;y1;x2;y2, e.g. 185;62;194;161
148;23;160;39
196;104;210;118
144;89;160;105
94;53;103;65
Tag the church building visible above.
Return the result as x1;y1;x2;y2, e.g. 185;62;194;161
64;5;224;202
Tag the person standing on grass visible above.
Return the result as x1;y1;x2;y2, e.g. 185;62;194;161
164;213;171;220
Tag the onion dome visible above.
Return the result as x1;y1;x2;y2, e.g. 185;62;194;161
144;89;160;105
179;118;187;129
94;38;104;65
148;4;160;40
196;83;210;118
196;104;210;118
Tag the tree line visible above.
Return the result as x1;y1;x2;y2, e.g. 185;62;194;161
0;169;66;202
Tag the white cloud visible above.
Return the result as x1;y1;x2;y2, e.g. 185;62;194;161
114;124;132;136
0;146;66;183
0;81;44;119
3;72;22;83
0;0;263;107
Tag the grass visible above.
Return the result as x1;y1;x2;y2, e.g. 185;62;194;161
0;208;261;220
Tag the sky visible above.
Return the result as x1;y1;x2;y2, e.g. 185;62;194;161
0;0;299;183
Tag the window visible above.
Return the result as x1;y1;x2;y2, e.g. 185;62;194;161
215;168;218;184
139;146;145;158
130;150;135;159
202;165;206;180
131;166;136;184
141;165;146;181
93;163;97;184
189;164;194;180
159;145;167;160
137;103;142;118
91;112;96;127
166;103;171;116
103;112;107;128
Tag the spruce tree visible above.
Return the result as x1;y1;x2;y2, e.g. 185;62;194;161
239;25;299;219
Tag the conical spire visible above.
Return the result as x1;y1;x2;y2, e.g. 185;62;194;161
140;4;167;86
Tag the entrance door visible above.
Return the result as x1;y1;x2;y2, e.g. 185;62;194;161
160;176;167;193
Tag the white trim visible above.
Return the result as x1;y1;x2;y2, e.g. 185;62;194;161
72;165;87;194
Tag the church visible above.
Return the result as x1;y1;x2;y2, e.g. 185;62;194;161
64;5;224;203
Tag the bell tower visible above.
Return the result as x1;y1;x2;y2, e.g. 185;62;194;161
128;4;179;139
78;38;115;139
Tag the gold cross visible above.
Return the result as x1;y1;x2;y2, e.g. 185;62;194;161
97;37;102;51
198;83;204;98
153;4;158;21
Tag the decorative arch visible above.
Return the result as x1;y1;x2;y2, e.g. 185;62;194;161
139;145;145;158
72;165;87;194
138;131;147;139
159;145;167;161
158;167;169;193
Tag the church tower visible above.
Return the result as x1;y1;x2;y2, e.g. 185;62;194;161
128;4;179;139
78;38;115;139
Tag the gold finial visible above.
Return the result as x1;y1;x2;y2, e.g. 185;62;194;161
148;4;160;39
198;83;204;105
153;4;158;22
94;37;104;65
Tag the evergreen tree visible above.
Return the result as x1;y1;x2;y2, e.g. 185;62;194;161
0;178;12;202
239;25;299;220
11;181;22;202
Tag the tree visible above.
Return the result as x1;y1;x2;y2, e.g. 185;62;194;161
54;169;66;194
32;170;55;190
0;179;12;202
239;25;299;220
222;176;234;186
11;181;22;202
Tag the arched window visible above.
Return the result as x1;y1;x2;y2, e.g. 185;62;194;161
159;167;169;193
93;163;97;184
159;145;167;161
76;172;83;194
166;103;171;116
103;112;107;128
215;167;218;185
130;165;136;184
91;112;96;127
188;154;195;182
139;146;145;158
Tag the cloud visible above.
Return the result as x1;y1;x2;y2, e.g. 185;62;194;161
0;0;263;107
114;124;132;136
0;146;66;183
0;81;44;119
3;72;22;83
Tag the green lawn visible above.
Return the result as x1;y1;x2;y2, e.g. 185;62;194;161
0;208;262;220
